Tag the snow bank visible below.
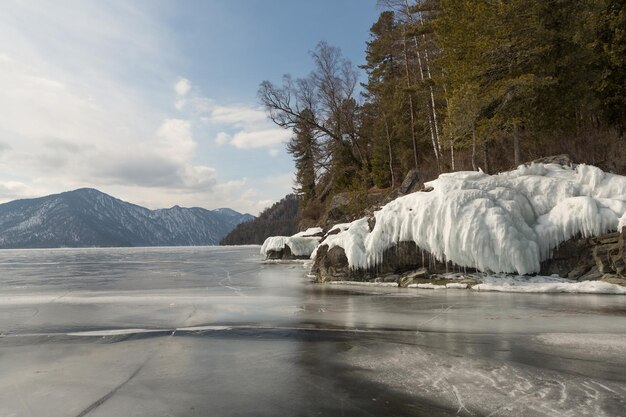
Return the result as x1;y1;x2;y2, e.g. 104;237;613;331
473;275;626;294
319;164;626;275
260;228;322;258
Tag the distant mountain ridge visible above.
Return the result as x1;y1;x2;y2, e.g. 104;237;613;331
0;188;254;248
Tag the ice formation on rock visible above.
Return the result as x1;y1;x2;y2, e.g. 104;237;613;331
619;212;626;232
260;227;322;257
316;164;626;275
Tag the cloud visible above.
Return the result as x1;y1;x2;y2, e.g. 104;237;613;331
155;118;196;160
230;128;292;149
209;105;267;128
215;132;231;146
175;78;191;96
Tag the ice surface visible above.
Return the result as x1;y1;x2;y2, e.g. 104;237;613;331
319;163;626;274
0;247;624;417
260;228;322;257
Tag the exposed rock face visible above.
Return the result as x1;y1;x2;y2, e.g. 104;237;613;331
541;229;625;280
311;240;465;283
326;193;351;223
530;154;572;166
398;169;422;195
313;229;625;283
311;244;362;282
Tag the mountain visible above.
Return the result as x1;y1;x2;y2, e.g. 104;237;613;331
0;188;254;248
220;194;299;245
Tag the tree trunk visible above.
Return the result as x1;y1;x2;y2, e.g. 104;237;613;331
471;124;477;171
402;35;420;170
383;114;395;188
483;140;489;174
513;123;521;166
403;1;439;171
450;143;455;171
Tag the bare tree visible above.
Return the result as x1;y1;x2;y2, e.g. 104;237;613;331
259;42;367;172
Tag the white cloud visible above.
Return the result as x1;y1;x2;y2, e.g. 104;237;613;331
175;98;186;111
174;78;191;96
215;132;231;146
230;129;292;149
156;118;196;161
269;149;280;157
209;105;267;128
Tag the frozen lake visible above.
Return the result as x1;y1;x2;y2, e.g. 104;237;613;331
0;246;624;416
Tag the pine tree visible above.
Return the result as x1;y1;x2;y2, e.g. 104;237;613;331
286;109;319;204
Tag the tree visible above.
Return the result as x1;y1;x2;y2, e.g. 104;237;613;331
259;42;368;191
286;109;319;204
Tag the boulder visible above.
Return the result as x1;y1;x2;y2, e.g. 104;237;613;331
398;169;422;195
541;229;625;280
529;154;572;166
312;240;457;283
265;244;302;260
311;245;354;282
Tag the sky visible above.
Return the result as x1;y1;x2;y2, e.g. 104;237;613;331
0;0;379;215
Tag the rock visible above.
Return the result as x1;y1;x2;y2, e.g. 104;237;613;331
311;244;364;282
567;264;591;280
265;244;311;261
367;216;376;231
401;267;429;280
459;277;480;286
398;274;416;288
530;154;572;166
600;274;626;286
312;240;456;283
382;274;400;283
398;169;422;195
578;265;603;281
265;249;284;260
541;229;625;280
327;193;350;222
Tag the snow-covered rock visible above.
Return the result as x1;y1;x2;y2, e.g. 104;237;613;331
260;228;322;259
313;163;626;276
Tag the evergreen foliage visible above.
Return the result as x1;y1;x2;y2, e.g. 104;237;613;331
258;0;626;226
219;195;299;245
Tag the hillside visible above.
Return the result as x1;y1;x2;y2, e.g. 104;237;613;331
220;194;299;245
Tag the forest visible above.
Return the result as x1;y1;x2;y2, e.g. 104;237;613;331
220;194;299;245
258;0;625;226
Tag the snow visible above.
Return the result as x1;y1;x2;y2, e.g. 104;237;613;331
446;283;468;289
408;283;447;289
472;275;626;294
260;229;322;258
327;281;398;287
318;164;626;275
292;227;323;237
619;212;626;232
